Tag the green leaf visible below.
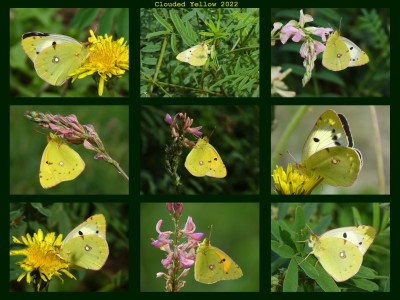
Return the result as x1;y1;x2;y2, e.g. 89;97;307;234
283;258;298;291
271;240;295;258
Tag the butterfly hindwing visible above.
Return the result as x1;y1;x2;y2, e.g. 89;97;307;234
302;147;362;186
312;235;363;282
308;226;375;282
176;43;209;66
322;31;369;71
34;42;88;86
194;239;243;284
59;214;109;270
322;31;351;71
184;137;227;178
39;133;85;189
21;32;88;86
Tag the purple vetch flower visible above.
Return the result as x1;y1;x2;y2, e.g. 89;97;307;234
164;113;173;125
280;24;305;44
151;220;173;251
165;112;203;138
182;217;204;241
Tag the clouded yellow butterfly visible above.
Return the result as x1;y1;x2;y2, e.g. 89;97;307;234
195;238;243;284
184;137;227;178
21;32;89;86
322;31;369;71
306;225;376;282
176;43;209;66
59;214;109;270
39;133;85;189
297;109;362;187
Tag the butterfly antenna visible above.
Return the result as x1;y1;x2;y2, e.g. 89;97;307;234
209;127;216;139
207;225;213;240
306;224;315;235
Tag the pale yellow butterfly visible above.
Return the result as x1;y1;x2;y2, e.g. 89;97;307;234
176;43;209;66
305;225;376;282
21;32;89;86
297;109;362;187
322;31;369;71
58;214;109;270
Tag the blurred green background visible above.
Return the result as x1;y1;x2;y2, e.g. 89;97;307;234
141;202;259;292
10;202;129;292
140;105;260;194
10;8;129;97
271;202;390;291
10;105;129;194
271;8;390;97
271;105;390;194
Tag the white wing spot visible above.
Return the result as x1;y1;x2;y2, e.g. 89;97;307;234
331;158;340;165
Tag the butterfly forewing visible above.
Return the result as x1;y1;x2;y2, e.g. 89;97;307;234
302;110;352;162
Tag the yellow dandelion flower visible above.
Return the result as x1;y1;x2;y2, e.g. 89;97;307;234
10;228;76;292
69;29;129;96
272;164;323;195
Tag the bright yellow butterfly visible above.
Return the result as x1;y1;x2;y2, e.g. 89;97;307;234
58;214;109;270
184;137;227;178
21;32;89;86
195;238;243;284
39;133;85;189
176;43;209;66
322;31;369;71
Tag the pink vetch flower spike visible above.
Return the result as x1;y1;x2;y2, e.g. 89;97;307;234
151;212;204;291
165;112;203;139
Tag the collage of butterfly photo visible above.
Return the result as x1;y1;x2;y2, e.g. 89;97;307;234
6;3;391;296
